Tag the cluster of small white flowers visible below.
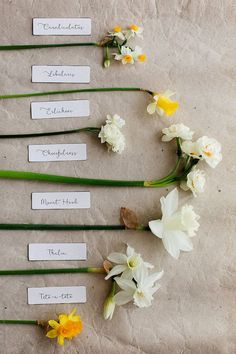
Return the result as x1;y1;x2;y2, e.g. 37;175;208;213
103;245;163;320
108;24;146;65
98;114;126;154
161;123;222;197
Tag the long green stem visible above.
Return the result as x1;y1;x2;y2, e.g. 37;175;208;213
0;127;100;139
0;319;38;325
0;42;100;51
0;223;150;231
0;267;105;276
0;87;153;100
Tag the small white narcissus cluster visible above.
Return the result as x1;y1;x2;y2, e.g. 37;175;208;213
103;245;164;320
98;114;126;154
161;123;222;197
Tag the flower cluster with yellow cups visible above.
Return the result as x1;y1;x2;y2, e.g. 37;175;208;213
101;24;147;67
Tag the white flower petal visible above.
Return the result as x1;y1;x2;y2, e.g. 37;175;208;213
147;102;157;114
161;188;179;217
105;264;127;280
114;291;133;306
114;277;136;292
107;252;127;264
149;220;164;238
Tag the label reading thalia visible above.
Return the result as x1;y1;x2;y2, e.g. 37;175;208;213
28;243;87;261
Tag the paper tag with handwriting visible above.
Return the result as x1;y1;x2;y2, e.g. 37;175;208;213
32;192;90;210
31;100;90;119
33;18;91;36
28;243;87;261
28;286;86;304
29;144;87;162
32;65;90;83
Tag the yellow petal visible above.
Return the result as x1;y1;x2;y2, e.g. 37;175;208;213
57;335;65;346
157;96;179;116
59;314;69;325
69;308;77;318
48;320;60;329
46;329;58;339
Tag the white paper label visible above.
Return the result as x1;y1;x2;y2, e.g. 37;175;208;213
31;100;90;119
32;192;90;210
29;144;87;162
28;243;87;261
32;65;90;83
28;286;86;304
33;18;91;36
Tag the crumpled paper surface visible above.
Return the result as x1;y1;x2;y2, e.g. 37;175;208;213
0;0;235;353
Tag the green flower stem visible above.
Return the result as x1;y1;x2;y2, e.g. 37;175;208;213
0;42;100;51
0;87;153;100
0;127;100;139
0;267;105;276
0;320;38;325
0;223;150;231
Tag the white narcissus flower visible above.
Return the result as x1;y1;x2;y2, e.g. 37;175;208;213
162;124;194;142
133;46;147;63
180;168;206;197
106;114;125;128
114;46;135;64
108;26;125;41
148;188;200;259
114;267;164;308
125;24;144;39
105;244;153;280
182;136;222;168
98;114;125;153
147;90;179;117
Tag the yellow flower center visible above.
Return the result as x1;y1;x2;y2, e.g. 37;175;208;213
57;320;83;338
203;146;213;157
113;26;122;33
157;95;179;116
138;54;147;62
127;256;139;268
124;54;133;63
130;24;139;31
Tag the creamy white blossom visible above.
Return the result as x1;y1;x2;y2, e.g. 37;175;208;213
98;114;125;153
105;244;153;280
125;24;144;39
108;26;126;41
162;124;194;142
180;168;206;197
106;114;125;128
114;46;135;64
182;136;222;168
114;267;163;308
148;188;200;259
132;46;147;62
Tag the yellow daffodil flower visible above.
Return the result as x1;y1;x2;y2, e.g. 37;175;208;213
147;90;179;117
127;24;144;39
46;308;83;346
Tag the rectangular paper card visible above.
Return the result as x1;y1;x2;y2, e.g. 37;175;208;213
28;286;86;304
33;18;91;36
31;100;90;119
28;243;87;261
28;144;87;162
32;191;90;210
32;65;90;83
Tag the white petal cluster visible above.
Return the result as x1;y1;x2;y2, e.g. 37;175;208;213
98;114;126;153
104;244;163;317
180;168;206;197
114;46;146;65
182;136;222;168
162;123;194;142
114;267;163;308
149;188;200;259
